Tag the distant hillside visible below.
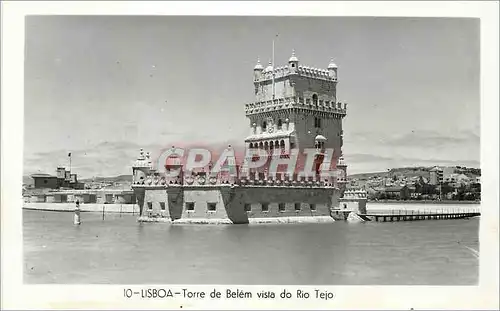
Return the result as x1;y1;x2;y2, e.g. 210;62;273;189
348;166;480;180
349;166;430;179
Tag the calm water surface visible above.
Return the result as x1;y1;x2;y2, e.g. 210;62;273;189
23;209;479;285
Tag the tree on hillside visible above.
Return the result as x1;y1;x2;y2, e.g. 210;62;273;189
470;182;481;193
440;182;454;195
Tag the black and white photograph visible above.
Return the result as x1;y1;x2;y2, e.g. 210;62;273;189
1;2;499;310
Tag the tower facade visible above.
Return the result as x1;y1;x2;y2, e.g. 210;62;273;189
245;51;347;178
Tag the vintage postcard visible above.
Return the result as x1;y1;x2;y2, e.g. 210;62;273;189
1;1;498;310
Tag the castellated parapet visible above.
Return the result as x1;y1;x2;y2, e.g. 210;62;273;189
257;65;336;82
244;97;347;116
343;189;368;200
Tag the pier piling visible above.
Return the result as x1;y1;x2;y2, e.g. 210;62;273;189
74;200;81;225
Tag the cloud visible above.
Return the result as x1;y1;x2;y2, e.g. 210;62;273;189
24;141;161;178
342;129;480;173
382;129;479;148
344;153;395;163
345;129;479;147
23;139;248;178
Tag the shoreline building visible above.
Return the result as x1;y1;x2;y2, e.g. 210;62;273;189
31;167;85;190
132;51;359;223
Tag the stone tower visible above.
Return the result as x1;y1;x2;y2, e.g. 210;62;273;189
244;51;348;181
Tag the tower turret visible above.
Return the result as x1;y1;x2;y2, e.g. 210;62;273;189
132;148;152;184
264;60;273;73
288;49;299;73
328;58;338;80
253;58;263;81
336;154;348;194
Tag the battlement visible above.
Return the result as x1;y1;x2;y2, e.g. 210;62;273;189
132;172;338;189
298;66;336;81
256;65;336;83
245;96;347;116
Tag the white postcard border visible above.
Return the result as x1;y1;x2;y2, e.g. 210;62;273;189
1;1;498;310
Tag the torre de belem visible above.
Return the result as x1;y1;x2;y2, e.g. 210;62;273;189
131;51;362;224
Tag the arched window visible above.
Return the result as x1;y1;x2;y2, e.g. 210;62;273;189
277;119;283;130
312;94;318;106
262;121;267;132
314;117;322;128
249;143;254;149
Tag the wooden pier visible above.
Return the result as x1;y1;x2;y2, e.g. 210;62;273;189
361;209;480;222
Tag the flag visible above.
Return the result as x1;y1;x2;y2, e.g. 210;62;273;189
68;152;71;157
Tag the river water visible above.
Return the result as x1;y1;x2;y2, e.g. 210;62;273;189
23;207;479;285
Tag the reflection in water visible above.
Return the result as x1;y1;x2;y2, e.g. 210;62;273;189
23;210;479;285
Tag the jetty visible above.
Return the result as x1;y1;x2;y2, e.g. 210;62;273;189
361;208;480;222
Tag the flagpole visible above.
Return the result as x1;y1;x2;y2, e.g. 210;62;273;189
272;34;276;100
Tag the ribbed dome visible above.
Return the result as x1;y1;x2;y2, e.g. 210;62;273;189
254;58;263;70
264;60;273;72
133;148;150;167
328;58;338;69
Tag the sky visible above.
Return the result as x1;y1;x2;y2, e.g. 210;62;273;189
24;16;480;178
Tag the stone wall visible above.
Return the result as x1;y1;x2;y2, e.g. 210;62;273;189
182;188;230;220
23;203;139;214
135;185;340;224
338;199;367;214
340;190;368;214
28;191;135;205
257;78;295;102
293;110;343;152
292;75;337;103
142;187;170;218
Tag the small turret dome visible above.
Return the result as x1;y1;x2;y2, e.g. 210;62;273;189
337;156;346;166
289;50;299;62
264;60;273;72
254;58;263;71
328;58;338;69
134;148;150;167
